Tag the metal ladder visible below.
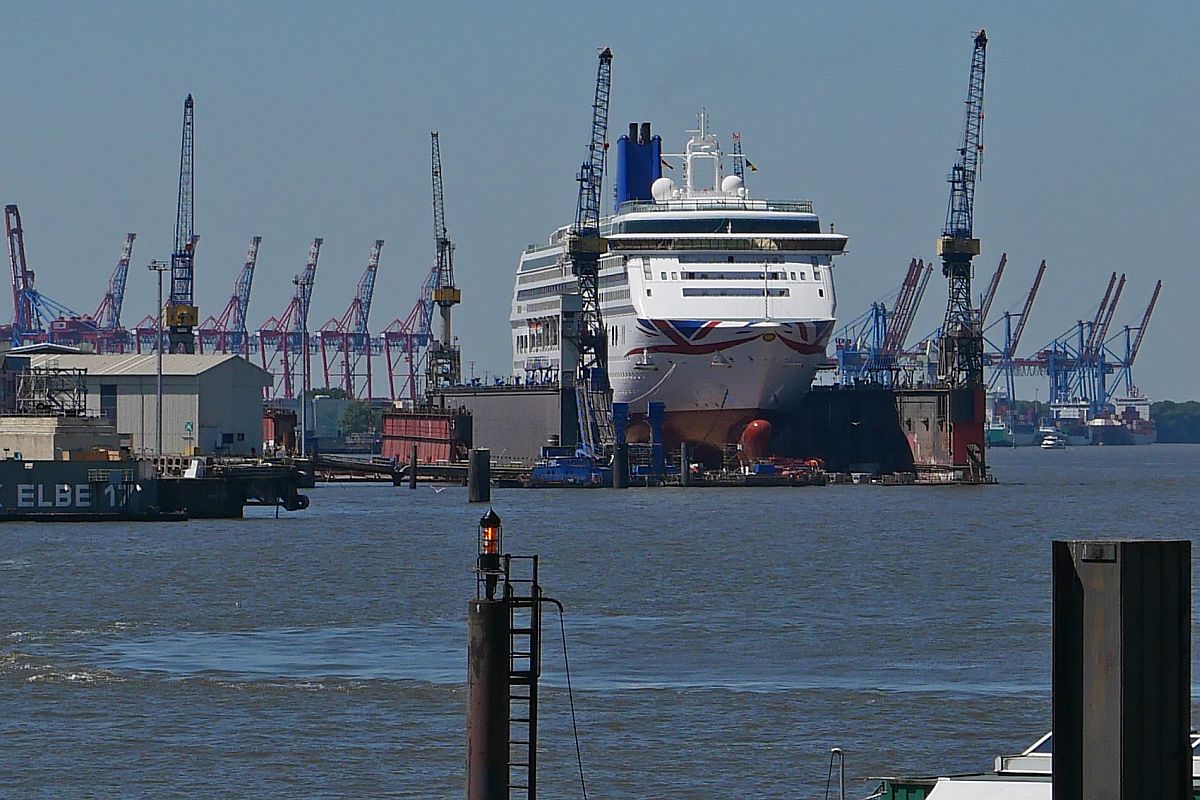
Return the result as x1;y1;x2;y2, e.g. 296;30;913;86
505;555;542;800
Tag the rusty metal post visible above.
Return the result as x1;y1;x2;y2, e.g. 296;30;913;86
468;448;491;503
409;444;418;489
1052;539;1191;800
467;597;509;800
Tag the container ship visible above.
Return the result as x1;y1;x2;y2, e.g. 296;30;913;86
509;114;848;462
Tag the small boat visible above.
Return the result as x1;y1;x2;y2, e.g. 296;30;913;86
1040;431;1068;449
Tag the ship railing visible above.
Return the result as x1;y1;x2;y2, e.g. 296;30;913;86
618;199;814;214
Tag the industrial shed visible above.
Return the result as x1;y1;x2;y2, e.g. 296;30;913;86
27;353;272;456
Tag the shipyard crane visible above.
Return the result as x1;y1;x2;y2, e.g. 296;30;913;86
978;253;1006;324
565;46;615;457
319;239;383;398
198;236;260;357
258;238;322;399
3;204;86;347
426;132;462;395
5;204;38;345
165;94;198;353
936;29;988;388
94;233;137;329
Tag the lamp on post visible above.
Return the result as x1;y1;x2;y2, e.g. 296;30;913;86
477;508;503;600
147;260;170;456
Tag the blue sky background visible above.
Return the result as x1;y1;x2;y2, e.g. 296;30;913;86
2;1;1197;399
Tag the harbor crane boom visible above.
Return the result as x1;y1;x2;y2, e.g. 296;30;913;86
427;132;462;395
978;252;1007;324
566;47;615;457
881;259;923;354
1084;272;1117;355
94;233;137;329
1092;272;1125;357
1127;280;1161;367
166;94;199;353
936;29;988;388
1007;259;1045;358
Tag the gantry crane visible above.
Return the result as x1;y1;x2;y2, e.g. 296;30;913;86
936;30;988;388
198;236;260;357
165;94;199;353
426;132;461;395
319;239;383;398
566;47;614;457
1111;280;1161;398
258;238;322;399
987;259;1046;407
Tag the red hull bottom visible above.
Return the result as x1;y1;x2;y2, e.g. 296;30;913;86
627;408;766;466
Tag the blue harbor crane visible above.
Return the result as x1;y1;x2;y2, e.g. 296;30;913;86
566;47;615;457
936;30;988;388
166;94;199;353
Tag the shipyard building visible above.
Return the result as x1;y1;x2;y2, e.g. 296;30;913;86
23;353;271;455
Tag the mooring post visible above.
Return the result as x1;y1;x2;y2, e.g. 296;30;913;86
467;509;508;800
679;442;691;486
1051;539;1191;800
611;402;628;490
468;448;491;503
408;444;418;490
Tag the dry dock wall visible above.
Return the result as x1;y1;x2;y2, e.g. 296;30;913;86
434;386;576;463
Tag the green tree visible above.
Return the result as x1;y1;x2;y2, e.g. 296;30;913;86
340;399;382;435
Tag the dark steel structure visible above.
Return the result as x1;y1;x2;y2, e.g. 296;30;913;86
565;47;615;458
1051;539;1191;800
166;94;199;353
936;30;987;388
427;132;462;395
467;511;544;800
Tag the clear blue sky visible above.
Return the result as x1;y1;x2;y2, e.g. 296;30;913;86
2;1;1197;399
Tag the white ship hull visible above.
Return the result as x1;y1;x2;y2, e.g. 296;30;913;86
509;115;848;460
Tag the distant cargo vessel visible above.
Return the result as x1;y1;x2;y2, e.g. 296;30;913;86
510;114;848;460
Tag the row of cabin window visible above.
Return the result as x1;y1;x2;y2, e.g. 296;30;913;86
515;319;560;353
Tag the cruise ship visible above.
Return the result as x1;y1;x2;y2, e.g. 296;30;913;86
510;114;848;462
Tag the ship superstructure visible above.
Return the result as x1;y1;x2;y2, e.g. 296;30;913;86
509;114;848;461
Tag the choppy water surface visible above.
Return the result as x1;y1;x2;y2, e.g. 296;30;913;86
2;445;1199;798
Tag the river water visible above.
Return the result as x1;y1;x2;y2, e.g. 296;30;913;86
2;444;1198;798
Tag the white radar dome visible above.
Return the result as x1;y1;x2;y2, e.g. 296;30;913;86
721;175;745;194
651;177;675;202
